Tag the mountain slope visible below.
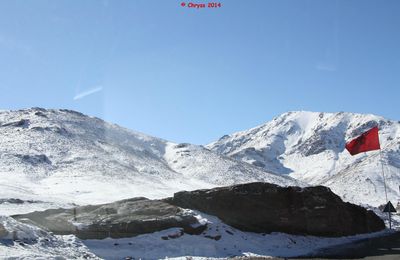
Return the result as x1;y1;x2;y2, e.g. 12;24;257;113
208;111;400;206
0;108;300;207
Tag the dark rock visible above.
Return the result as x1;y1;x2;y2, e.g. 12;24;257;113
0;198;24;204
31;107;47;112
59;109;85;117
165;182;385;237
226;230;234;235
15;154;52;165
0;198;42;204
34;111;47;118
218;135;230;141
204;234;221;241
175;143;190;148
13;197;207;240
1;119;30;128
351;121;380;137
31;126;69;136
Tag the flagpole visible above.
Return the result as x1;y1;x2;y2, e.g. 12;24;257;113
379;145;391;229
346;126;393;229
377;127;392;229
379;150;388;204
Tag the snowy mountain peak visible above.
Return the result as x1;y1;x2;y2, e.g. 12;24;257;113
0;108;300;208
208;111;400;206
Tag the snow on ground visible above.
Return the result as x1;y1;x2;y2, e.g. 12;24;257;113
1;198;397;259
0;216;99;259
82;211;392;260
0;108;398;259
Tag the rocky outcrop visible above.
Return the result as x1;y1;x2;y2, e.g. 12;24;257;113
1;119;30;128
13;197;206;239
13;183;385;239
165;182;385;237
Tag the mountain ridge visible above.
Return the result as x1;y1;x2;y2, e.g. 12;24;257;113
1;107;398;208
208;110;400;206
0;107;300;209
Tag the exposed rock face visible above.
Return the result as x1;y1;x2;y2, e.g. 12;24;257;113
13;197;206;239
0;223;8;238
165;182;385;237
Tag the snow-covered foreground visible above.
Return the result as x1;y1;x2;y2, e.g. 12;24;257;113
82;211;392;260
1;209;396;260
0;216;99;259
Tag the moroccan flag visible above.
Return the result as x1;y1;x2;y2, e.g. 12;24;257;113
345;126;381;156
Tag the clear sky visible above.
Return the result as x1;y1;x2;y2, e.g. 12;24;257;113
0;0;399;144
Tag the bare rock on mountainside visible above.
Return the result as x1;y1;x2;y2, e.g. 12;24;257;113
165;182;385;237
13;197;207;239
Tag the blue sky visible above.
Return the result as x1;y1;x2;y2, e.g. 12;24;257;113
0;0;399;144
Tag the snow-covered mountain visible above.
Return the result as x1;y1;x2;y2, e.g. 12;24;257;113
208;111;400;207
1;108;397;259
0;108;299;207
2;108;397;208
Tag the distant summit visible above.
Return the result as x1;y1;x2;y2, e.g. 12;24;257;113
208;111;400;206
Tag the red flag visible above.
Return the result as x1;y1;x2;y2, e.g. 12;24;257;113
345;126;380;156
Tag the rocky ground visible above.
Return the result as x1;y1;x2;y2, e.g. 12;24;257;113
165;182;384;236
13;197;207;239
2;182;392;259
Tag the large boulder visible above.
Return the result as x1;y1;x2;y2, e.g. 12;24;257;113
13;197;206;239
165;182;385;237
